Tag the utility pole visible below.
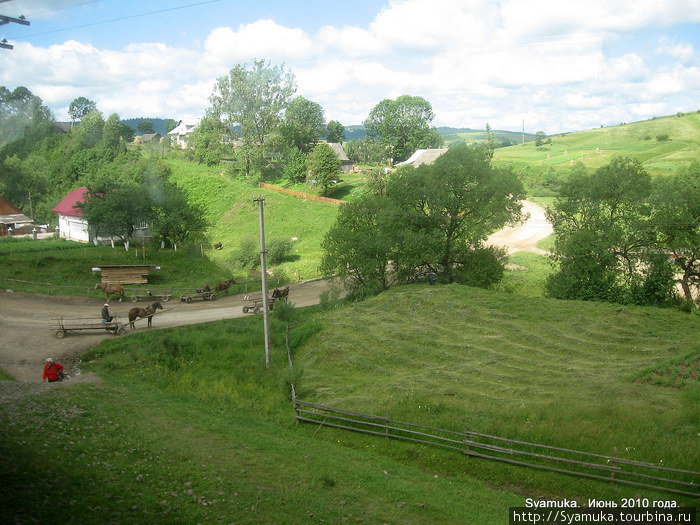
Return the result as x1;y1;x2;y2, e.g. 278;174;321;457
253;195;272;368
1;1;30;50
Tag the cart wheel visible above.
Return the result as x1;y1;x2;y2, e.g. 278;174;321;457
185;297;192;303
210;294;217;301
242;306;249;313
55;330;66;338
254;306;261;315
161;296;170;302
131;296;139;302
116;326;126;336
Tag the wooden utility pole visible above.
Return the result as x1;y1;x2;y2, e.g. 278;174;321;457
253;195;272;368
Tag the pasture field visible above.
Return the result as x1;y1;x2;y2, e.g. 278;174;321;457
2;285;697;523
0;237;257;297
493;112;700;176
165;158;340;280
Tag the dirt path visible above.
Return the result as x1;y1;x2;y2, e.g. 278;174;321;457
0;279;332;382
486;200;553;255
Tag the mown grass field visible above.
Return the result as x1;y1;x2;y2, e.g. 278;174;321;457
493;112;700;176
2;285;697;524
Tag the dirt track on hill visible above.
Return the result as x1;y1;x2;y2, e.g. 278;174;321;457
0;201;551;383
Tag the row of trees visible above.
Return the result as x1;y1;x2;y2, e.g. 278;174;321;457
546;158;700;307
190;60;443;178
321;144;524;297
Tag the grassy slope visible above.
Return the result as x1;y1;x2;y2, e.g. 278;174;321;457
493;112;700;175
299;285;700;499
165;159;339;280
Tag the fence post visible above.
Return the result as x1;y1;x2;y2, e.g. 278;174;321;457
464;427;469;457
610;447;617;481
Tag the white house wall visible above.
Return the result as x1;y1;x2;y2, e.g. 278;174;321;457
58;214;90;242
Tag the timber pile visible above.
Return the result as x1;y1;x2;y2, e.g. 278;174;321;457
99;265;156;284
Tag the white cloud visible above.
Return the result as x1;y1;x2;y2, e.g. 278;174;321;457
204;20;316;64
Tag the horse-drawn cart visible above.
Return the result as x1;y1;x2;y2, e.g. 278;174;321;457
242;295;273;314
50;316;126;338
127;289;173;303
179;290;218;303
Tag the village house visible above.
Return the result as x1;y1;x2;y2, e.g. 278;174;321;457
0;195;34;236
326;142;354;173
51;187;91;242
395;148;449;168
167;120;198;148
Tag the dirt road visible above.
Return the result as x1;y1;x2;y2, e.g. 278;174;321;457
486;200;552;255
0;279;332;382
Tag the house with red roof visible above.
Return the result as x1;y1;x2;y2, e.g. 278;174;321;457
51;187;91;242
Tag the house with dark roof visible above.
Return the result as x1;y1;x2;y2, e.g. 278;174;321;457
395;148;449;168
326;142;354;173
0;196;34;236
52;187;90;242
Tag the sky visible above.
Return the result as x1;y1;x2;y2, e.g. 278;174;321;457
1;0;700;134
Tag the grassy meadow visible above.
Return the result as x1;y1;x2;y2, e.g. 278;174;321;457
493;112;700;176
2;285;698;524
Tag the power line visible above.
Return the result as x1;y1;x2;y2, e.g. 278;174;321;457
19;0;220;40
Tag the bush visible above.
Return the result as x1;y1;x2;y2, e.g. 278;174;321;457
628;255;677;306
232;237;259;269
656;134;670;142
453;246;507;288
266;237;294;266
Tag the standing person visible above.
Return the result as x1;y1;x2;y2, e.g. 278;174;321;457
427;271;437;285
101;303;113;323
42;358;64;383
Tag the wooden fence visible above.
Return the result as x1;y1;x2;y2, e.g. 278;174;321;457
258;182;346;206
293;397;700;498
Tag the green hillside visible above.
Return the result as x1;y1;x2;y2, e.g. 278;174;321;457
165;158;340;280
493;112;700;175
299;285;699;498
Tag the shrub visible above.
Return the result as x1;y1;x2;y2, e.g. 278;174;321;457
453;246;507;288
656;134;670;142
266;237;294;266
232;237;259;269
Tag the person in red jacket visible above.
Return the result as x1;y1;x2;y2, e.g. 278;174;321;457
42;358;64;382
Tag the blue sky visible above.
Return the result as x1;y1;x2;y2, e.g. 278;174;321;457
2;0;700;134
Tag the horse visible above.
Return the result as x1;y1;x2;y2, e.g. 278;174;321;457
213;242;223;250
271;286;290;302
95;282;126;302
127;301;163;329
214;278;236;294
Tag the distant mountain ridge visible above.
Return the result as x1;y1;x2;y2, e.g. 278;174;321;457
121;118;172;136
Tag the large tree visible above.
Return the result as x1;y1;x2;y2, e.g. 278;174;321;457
209;59;296;176
307;142;341;196
326;120;345;143
545;158;657;302
651;164;700;305
321;144;524;296
279;95;325;152
68;97;97;123
363;94;443;163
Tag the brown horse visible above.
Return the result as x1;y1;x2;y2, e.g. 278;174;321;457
271;286;290;302
127;301;163;329
95;282;125;302
214;278;236;294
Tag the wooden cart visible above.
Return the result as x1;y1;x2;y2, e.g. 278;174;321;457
50;316;126;338
179;290;218;303
127;289;173;303
242;295;273;314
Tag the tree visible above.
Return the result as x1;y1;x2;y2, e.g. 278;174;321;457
279;96;325;152
363;94;443;163
68;97;97;123
307;143;340;195
651;164;700;305
326;120;345;143
283;147;307;183
100;113;126;158
188;114;228;166
164;119;178;133
344;137;387;164
137;120;155;134
150;181;209;247
545;158;656;302
535;131;547;147
209;59;296;176
321;144;524;296
387;144;524;283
